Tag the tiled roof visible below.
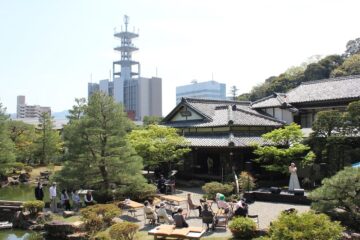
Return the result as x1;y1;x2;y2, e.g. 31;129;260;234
185;134;272;147
251;75;360;108
163;97;284;127
251;93;287;108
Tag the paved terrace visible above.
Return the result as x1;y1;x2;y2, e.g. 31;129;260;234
118;187;310;239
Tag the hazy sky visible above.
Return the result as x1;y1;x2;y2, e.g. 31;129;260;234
0;0;359;115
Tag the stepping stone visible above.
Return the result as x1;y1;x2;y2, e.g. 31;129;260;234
63;211;75;218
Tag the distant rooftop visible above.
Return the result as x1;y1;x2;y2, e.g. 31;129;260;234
252;75;360;108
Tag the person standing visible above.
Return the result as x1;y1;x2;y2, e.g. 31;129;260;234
61;189;71;211
84;191;94;206
34;182;44;201
71;190;81;211
49;182;57;212
288;162;301;192
187;193;202;217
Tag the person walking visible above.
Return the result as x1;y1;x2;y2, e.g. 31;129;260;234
34;182;44;201
49;182;57;212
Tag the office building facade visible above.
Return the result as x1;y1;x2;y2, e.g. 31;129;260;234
176;80;226;104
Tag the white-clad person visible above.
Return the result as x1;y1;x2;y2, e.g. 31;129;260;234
49;182;57;212
157;202;173;224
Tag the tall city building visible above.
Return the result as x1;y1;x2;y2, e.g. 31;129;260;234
88;15;162;121
176;80;226;104
16;95;51;118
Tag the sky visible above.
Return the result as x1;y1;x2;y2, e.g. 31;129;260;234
0;0;359;115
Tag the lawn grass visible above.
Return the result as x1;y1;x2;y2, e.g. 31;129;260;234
51;214;81;223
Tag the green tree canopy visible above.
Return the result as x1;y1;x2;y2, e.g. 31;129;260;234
254;123;315;173
0;103;16;177
33;112;63;165
312;110;344;137
127;124;190;171
331;53;360;77
8;120;37;164
54;93;146;199
142;115;163;126
309;167;360;230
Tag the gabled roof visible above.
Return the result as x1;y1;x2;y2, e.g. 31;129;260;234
162;97;284;128
251;75;360;109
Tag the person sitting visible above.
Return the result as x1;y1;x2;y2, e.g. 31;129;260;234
216;194;230;214
187;193;202;217
84;191;94;206
201;204;214;231
233;199;248;217
173;208;189;228
157;202;173;224
61;189;71;211
71;190;81;211
144;200;157;224
215;193;225;202
157;175;166;194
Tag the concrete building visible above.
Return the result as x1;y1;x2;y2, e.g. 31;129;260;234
16;95;51;118
88;15;162;121
176;80;226;104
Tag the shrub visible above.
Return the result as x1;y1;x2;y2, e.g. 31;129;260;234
24;200;44;215
202;181;234;200
268;211;344;240
114;182;156;202
229;217;257;239
94;231;111;240
80;204;121;234
238;171;256;192
309;167;360;230
23;165;33;173
109;222;139;240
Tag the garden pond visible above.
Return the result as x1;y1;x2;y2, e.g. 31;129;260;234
0;184;49;240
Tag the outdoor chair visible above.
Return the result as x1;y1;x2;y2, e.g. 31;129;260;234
202;214;215;231
213;214;228;230
158;215;166;224
247;214;259;228
187;203;199;218
145;212;156;225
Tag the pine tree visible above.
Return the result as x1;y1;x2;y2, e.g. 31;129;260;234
55;93;146;199
34;112;62;165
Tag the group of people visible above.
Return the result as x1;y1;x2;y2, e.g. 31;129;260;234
35;182;95;213
143;192;249;231
144;199;190;228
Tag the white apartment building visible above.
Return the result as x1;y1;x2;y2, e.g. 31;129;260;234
16;95;51;118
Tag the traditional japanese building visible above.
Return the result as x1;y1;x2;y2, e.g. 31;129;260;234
162;98;284;180
251;75;360;128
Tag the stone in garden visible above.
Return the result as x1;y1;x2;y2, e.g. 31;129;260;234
67;232;88;240
44;221;78;239
63;210;75;218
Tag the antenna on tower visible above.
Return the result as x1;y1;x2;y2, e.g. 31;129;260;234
212;72;214;81
156;67;158;77
124;15;129;32
90;73;93;83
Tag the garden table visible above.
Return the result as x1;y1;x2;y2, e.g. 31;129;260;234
119;200;144;217
160;195;187;209
148;225;205;239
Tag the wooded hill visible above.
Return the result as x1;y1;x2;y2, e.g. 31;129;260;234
239;38;360;101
